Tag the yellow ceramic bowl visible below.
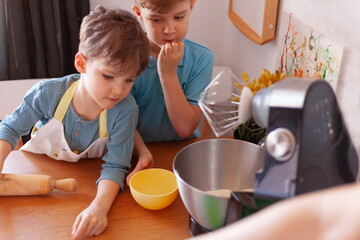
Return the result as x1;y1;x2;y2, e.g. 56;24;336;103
129;168;178;210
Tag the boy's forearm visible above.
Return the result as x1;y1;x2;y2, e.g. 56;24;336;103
160;74;201;137
133;129;150;157
127;130;154;186
90;179;120;213
0;139;13;173
157;42;199;137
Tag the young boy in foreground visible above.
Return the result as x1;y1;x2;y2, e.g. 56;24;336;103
0;6;149;239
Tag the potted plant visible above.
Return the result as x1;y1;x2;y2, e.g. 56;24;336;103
233;69;286;145
233;116;266;145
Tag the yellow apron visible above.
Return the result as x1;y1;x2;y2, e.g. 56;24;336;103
20;80;109;162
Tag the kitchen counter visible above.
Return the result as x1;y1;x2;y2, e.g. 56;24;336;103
0;138;208;240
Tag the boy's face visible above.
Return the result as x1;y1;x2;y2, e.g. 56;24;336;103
133;1;194;52
75;53;135;110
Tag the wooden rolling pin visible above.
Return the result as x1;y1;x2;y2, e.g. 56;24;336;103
0;174;77;196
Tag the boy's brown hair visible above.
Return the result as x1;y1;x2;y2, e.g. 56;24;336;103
79;6;149;77
134;0;191;13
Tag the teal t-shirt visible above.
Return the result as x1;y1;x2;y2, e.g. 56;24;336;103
131;38;214;142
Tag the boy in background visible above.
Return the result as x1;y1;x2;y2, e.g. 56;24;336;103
0;6;149;239
127;0;214;183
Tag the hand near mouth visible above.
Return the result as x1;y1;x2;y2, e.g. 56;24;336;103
157;41;185;81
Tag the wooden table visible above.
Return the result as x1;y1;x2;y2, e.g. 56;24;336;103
0;138;207;240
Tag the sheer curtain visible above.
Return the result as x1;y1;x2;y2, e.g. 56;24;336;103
0;0;89;81
0;1;7;80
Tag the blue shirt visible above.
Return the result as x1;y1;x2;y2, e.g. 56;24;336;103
131;38;214;142
0;74;138;190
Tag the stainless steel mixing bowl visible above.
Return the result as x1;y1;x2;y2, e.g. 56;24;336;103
173;138;264;230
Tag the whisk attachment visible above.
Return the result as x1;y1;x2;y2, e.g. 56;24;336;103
199;69;254;137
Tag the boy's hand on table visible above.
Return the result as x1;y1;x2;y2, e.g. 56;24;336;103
126;151;154;186
158;41;184;80
71;204;108;240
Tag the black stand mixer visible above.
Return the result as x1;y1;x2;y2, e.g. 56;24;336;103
175;76;359;236
253;77;358;200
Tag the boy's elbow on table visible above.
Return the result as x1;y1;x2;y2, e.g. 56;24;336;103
175;127;196;138
174;116;201;138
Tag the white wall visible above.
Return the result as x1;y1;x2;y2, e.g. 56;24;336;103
0;79;40;119
279;0;360;156
91;0;360;154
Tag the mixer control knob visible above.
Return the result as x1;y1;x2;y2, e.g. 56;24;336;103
265;128;296;161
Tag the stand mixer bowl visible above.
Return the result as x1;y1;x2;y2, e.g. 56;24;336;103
173;139;264;231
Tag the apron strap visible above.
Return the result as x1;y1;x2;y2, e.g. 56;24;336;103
53;80;108;138
53;80;79;122
99;110;108;138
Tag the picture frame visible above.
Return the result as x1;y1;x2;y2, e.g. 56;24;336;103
228;0;279;45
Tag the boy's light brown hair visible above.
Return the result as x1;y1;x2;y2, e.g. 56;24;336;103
79;6;149;77
135;0;191;13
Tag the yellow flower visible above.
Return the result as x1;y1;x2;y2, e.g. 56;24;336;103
242;69;286;94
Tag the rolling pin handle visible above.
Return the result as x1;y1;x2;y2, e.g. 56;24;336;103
51;178;77;192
